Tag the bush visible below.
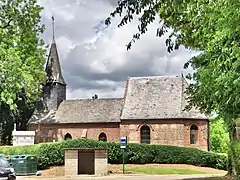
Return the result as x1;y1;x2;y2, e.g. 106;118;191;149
0;138;227;170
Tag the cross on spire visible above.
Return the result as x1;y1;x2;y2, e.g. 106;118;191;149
51;15;55;42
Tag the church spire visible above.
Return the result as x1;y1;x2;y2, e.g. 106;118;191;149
45;15;67;85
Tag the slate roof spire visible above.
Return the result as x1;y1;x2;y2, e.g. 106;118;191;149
45;15;67;85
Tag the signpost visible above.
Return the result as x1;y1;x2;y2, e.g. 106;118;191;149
120;136;127;174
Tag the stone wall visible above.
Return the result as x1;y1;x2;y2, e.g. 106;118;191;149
28;123;120;143
120;119;209;150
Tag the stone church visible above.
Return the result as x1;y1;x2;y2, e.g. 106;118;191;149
27;29;209;151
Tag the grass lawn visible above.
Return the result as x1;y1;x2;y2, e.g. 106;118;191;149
41;164;227;177
126;167;207;175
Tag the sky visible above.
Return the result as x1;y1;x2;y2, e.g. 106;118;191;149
39;0;197;100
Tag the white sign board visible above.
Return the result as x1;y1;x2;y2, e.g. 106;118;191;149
120;136;127;149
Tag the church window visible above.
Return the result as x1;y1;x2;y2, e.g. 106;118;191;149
140;125;150;144
98;132;107;142
64;133;72;140
190;125;198;144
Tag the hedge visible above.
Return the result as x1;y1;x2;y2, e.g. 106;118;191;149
0;138;227;170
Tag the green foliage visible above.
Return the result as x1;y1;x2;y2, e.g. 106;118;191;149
0;0;46;109
210;118;230;153
0;0;46;145
0;139;227;171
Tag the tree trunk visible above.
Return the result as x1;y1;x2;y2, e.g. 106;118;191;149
227;119;240;179
227;149;233;176
227;128;236;176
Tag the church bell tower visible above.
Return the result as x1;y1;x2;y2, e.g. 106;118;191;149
43;16;67;111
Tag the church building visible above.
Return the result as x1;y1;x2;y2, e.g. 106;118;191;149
27;19;209;151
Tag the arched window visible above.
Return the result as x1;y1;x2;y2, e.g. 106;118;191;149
140;125;150;144
190;125;198;144
64;133;72;140
98;132;107;142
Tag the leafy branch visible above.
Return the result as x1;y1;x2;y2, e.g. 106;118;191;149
0;19;13;29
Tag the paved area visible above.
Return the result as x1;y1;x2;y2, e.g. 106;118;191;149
17;174;224;180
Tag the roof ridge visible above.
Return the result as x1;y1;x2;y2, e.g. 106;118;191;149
63;98;123;102
128;75;181;79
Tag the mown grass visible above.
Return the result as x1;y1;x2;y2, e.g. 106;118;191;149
126;167;208;175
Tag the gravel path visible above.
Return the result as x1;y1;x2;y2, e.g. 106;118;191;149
17;174;225;180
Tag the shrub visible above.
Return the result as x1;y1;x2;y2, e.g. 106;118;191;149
0;138;227;170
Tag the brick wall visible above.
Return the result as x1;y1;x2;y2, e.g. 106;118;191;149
28;123;120;143
28;119;209;150
120;119;209;150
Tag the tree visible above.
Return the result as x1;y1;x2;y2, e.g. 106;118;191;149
210;118;229;154
106;0;240;177
0;0;46;110
92;94;99;99
0;96;34;145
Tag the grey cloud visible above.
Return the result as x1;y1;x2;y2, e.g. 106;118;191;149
103;0;118;7
65;30;187;89
63;45;155;80
63;44;189;90
65;76;122;90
